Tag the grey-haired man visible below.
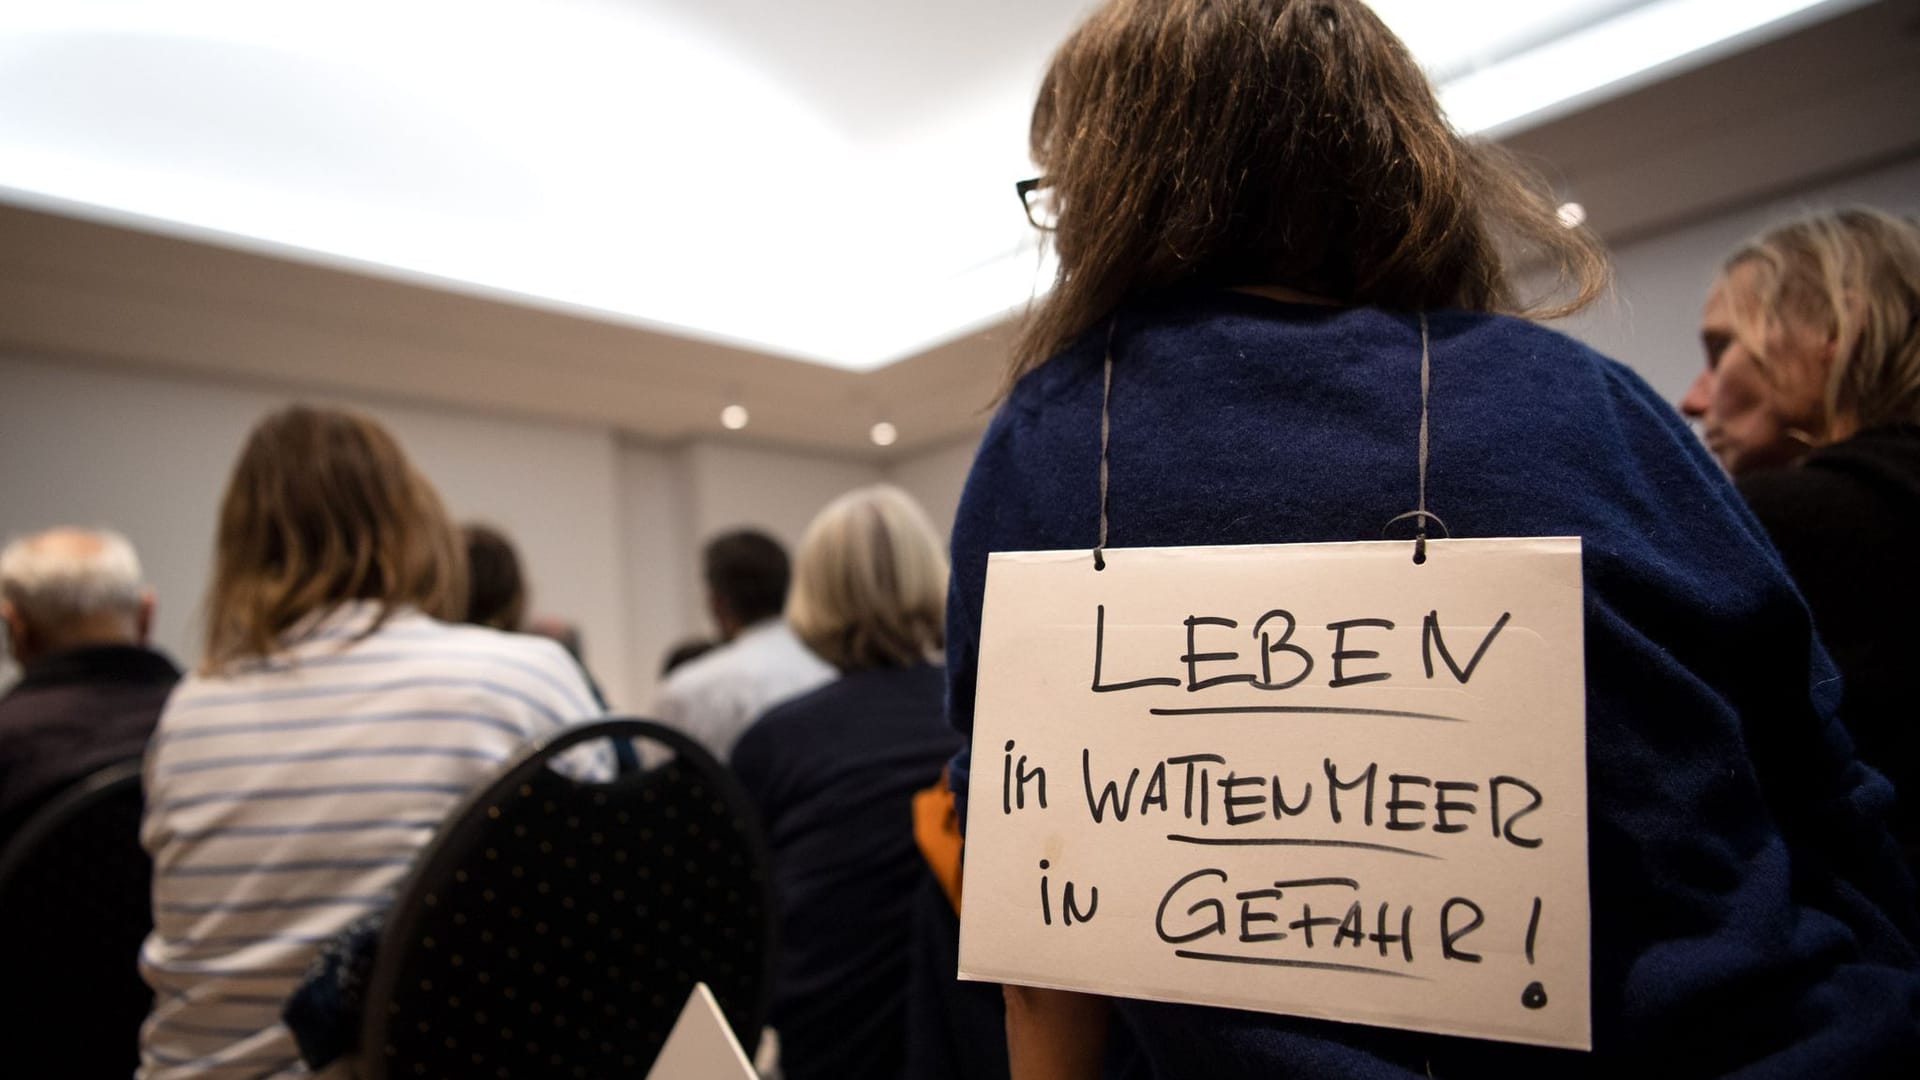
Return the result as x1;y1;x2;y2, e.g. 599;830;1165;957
0;527;178;845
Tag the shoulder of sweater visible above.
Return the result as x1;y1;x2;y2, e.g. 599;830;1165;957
1436;309;1629;379
989;303;1640;441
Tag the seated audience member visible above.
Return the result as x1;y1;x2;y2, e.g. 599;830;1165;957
0;527;178;844
463;522;573;653
463;523;608;706
655;528;832;760
139;405;607;1079
731;486;960;1080
1684;208;1920;864
949;2;1919;1076
461;522;526;631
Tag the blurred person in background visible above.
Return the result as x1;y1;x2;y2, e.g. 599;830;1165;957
947;1;1919;1077
655;528;832;761
1684;207;1920;865
462;521;608;706
461;522;527;632
731;485;959;1080
139;405;608;1079
0;527;177;844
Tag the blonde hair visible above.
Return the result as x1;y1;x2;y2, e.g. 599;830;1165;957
1722;207;1920;442
203;405;466;673
787;486;947;672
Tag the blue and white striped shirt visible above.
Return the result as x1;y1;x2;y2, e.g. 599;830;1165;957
138;602;609;1078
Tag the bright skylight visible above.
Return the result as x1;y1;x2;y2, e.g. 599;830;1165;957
0;0;1869;371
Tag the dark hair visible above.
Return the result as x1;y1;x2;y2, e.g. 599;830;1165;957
204;405;464;672
703;530;791;626
462;523;527;631
1014;0;1608;379
660;637;717;676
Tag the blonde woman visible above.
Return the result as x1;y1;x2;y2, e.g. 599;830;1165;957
1685;208;1920;863
729;486;959;1080
139;406;606;1078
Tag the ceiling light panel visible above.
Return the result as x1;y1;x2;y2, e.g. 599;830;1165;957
0;0;1864;371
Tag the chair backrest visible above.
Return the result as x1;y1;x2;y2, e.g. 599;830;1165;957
0;758;154;1077
360;717;774;1080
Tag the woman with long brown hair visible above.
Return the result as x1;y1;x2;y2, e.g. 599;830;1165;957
946;2;1918;1076
139;405;606;1079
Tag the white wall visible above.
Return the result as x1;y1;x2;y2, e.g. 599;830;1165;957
0;354;900;710
0;353;639;706
615;442;694;708
681;441;881;551
615;439;881;706
612;436;979;703
1552;154;1920;401
885;434;982;542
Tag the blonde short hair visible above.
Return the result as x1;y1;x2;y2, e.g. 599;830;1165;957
787;485;947;672
1722;207;1920;439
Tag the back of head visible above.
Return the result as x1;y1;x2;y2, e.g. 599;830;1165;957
1016;0;1607;377
0;528;147;659
787;485;947;672
702;529;792;631
204;404;465;672
462;523;527;631
1721;207;1920;437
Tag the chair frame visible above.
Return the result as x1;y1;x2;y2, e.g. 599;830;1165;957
357;716;776;1079
0;757;146;895
0;757;152;1080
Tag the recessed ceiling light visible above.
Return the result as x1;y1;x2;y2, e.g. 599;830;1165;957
720;403;749;430
869;421;898;447
1556;201;1587;229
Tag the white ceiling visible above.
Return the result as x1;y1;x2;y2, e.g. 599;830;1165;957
0;0;1872;372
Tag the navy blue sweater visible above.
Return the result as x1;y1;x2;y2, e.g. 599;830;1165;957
945;290;1920;1077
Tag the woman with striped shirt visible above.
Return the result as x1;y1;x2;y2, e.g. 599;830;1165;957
139;405;607;1078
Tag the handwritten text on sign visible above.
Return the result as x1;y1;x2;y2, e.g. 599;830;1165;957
957;539;1590;1050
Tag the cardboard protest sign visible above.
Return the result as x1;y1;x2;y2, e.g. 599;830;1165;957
958;538;1589;1050
645;982;757;1080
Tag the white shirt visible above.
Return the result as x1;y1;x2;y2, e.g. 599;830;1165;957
654;619;834;761
138;602;608;1079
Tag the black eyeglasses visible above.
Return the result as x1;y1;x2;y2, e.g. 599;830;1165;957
1016;177;1055;231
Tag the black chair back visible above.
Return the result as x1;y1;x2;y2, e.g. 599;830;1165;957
0;759;154;1077
360;718;773;1079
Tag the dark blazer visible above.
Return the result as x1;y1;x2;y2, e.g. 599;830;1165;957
731;661;959;1080
0;644;177;845
1741;423;1920;866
